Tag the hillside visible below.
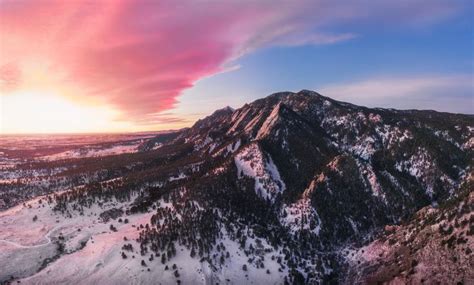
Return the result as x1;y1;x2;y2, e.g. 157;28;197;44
0;90;472;284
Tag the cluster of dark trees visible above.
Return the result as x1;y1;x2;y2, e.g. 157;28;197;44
138;200;220;260
129;163;336;284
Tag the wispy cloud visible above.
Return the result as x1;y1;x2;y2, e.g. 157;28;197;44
0;63;21;92
319;75;474;114
0;0;468;123
134;112;190;126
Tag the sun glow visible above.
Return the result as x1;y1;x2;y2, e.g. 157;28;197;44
1;91;134;134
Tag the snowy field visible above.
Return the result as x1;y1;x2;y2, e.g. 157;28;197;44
0;192;286;284
41;143;141;160
0;133;158;161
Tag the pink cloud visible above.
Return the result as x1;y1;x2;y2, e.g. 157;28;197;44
0;0;464;123
0;62;21;92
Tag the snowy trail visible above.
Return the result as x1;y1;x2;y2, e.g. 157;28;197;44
0;226;58;249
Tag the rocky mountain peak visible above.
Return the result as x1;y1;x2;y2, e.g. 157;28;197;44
191;105;235;130
81;89;472;284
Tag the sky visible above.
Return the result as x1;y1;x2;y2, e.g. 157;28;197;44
0;0;473;134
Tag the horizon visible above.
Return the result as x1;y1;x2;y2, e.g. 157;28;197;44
2;88;474;135
1;1;473;134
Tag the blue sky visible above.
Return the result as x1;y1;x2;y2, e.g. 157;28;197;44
178;3;473;122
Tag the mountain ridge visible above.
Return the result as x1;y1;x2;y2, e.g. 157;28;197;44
131;89;472;283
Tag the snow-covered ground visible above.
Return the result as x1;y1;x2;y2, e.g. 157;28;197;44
0;192;287;284
234;143;286;201
281;195;322;235
0;195;155;283
42;143;140;161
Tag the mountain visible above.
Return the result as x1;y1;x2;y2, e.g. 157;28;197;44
1;90;472;284
134;89;473;283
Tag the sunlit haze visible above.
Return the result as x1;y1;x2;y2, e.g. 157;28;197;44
2;91;134;134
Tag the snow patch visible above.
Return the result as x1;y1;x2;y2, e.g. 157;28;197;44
234;144;285;201
395;148;438;198
43;144;139;160
281;196;321;235
169;173;187;182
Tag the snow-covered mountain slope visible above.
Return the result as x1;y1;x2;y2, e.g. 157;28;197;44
234;143;286;201
342;179;473;284
1;195;284;285
0;90;472;284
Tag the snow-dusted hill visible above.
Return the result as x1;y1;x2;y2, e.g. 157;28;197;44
341;179;473;284
0;90;472;284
